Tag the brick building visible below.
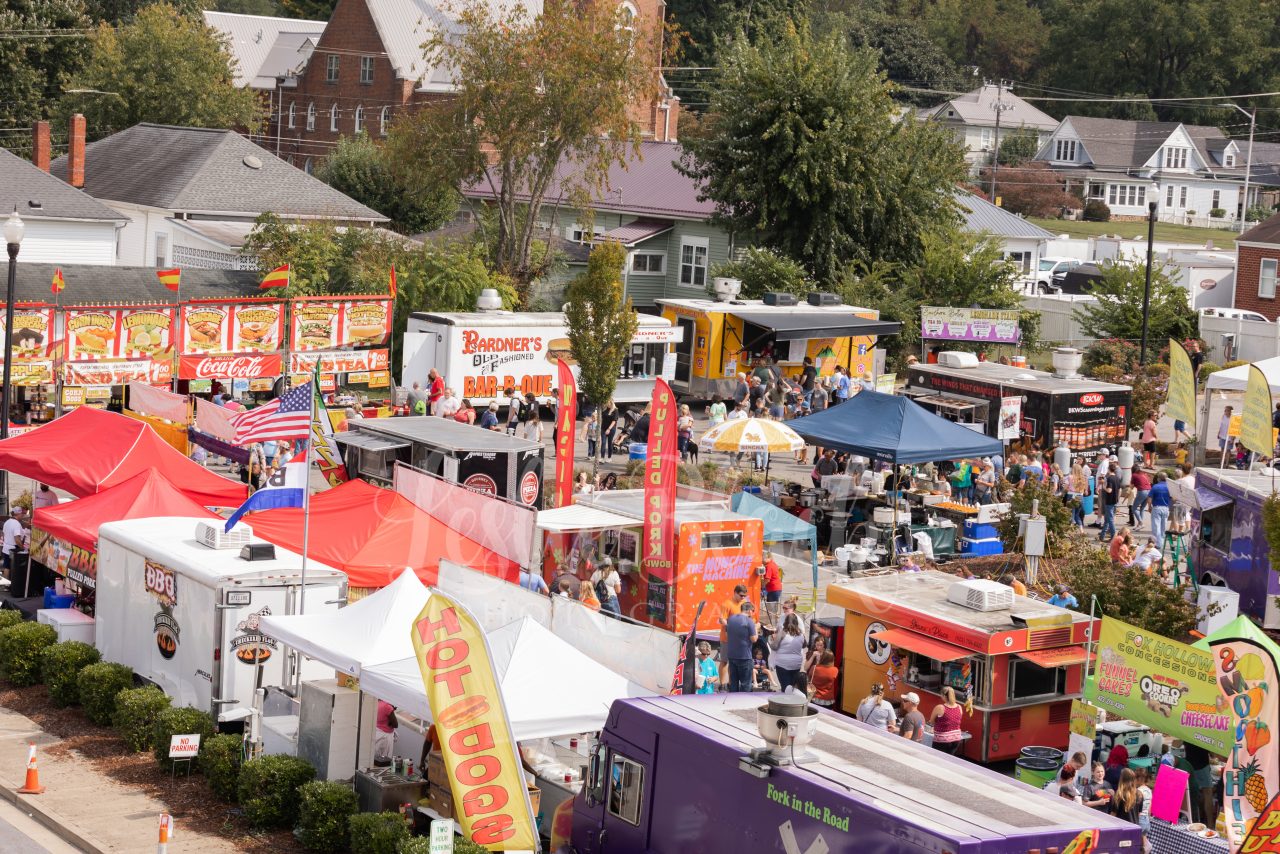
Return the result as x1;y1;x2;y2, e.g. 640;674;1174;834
264;0;679;171
1234;214;1280;320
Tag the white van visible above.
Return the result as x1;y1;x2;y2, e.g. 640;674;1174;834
1200;307;1270;323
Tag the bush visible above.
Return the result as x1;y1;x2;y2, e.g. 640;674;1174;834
709;247;810;300
77;662;133;725
0;621;57;685
1247;204;1273;223
297;780;360;852
39;641;101;706
348;811;409;854
1083;338;1141;377
0;609;23;631
401;841;488;854
151;706;215;771
237;754;315;830
112;686;171;752
199;733;244;801
1198;361;1222;384
1083;200;1111;222
1209;207;1227;219
1057;540;1198;637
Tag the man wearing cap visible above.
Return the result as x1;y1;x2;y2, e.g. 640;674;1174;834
899;693;926;742
1048;584;1079;610
2;507;26;571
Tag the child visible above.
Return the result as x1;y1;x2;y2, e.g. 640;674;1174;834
585;412;599;459
752;643;776;691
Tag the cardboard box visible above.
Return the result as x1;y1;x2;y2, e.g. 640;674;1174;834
427;751;449;789
426;783;455;819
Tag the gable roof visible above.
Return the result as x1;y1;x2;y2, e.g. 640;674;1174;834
0;147;124;224
51;124;386;221
1239;212;1280;246
203;11;326;88
956;190;1054;241
465;141;713;220
921;85;1058;132
7;263;262;304
1059;117;1230;170
362;0;542;83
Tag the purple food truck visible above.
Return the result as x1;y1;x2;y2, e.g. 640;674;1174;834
1190;469;1280;628
570;693;1141;853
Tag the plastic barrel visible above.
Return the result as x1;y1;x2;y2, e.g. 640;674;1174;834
1020;746;1064;762
628;443;648;461
1014;756;1060;789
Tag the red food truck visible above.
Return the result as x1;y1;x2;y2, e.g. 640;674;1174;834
828;570;1095;762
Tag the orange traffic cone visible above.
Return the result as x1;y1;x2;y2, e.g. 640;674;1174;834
17;743;44;794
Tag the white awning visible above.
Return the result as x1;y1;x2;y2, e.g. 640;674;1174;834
535;504;638;533
1206;356;1280;393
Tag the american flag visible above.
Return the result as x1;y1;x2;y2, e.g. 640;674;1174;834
230;382;313;445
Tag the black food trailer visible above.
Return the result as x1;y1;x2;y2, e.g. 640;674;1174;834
907;361;1131;452
334;417;545;507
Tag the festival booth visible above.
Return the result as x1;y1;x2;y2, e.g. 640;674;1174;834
0;406;246;506
729;490;818;591
287;297;394;408
242;479;519;592
828;570;1094;762
786;391;1006;555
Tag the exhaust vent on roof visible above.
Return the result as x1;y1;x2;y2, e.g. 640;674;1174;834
946;579;1013;612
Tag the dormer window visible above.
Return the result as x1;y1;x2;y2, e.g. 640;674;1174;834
1225;153;1236;167
1054;139;1077;162
1164;147;1188;169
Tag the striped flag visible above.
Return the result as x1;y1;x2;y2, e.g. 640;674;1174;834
229;382;313;444
259;264;290;289
389;265;397;300
156;268;180;292
223;453;308;531
50;268;65;295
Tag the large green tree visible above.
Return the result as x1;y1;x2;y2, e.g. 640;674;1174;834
840;14;962;103
0;0;90;156
59;3;263;139
318;134;457;235
679;21;967;283
664;0;804;107
1074;259;1198;346
919;0;1047;80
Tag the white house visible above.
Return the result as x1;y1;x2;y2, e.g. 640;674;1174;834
1034;117;1259;225
956;190;1055;286
919;85;1059;174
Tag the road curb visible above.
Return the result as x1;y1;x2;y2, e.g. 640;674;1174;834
0;782;109;853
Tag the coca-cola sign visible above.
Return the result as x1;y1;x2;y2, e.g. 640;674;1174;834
179;353;282;380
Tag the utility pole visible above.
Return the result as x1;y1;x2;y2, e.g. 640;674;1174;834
989;80;1014;204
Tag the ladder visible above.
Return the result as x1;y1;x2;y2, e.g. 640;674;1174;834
1165;529;1195;590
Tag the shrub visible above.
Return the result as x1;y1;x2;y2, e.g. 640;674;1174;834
1057;540;1198;637
401;840;490;854
0;609;23;631
1247;204;1273;223
996;481;1075;555
113;686;171;752
151;706;215;771
297;780;360;852
237;754;315;830
77;662;134;725
199;733;244;801
1198;361;1222;384
40;641;101;706
348;811;409;854
1083;338;1140;377
1209;207;1227;219
0;621;57;685
1083;200;1111;222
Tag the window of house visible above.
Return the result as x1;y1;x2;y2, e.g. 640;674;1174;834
607;755;645;826
287;102;296;129
1261;258;1278;299
568;223;605;243
1225;153;1236;167
1213;190;1221;209
679;238;709;287
1180;186;1188;207
304;158;313;175
1054;139;1076;162
980;128;993;148
1166;185;1175;207
1164;147;1188;169
1088;183;1104;199
360;56;374;84
326;54;339;82
354;105;364;134
1008;659;1066;700
306;103;315;131
1107;184;1145;207
617;2;637;32
380;106;389;137
631;252;665;274
329;103;338;132
1005;251;1031;273
154;233;167;268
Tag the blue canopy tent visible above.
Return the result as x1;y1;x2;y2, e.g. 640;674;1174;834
785;390;1004;463
731;490;819;591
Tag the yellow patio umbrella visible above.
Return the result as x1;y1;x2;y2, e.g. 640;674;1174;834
698;417;806;454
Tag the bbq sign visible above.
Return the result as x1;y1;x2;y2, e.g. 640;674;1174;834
411;595;536;850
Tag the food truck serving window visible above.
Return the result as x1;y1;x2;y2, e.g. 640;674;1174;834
1008;658;1066;701
608;755;645;826
1199;491;1233;554
701;531;743;550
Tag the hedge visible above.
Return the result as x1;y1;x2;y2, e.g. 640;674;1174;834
0;622;57;685
237;754;315;830
198;733;244;801
113;686;171;752
40;641;101;706
348;811;409;854
77;662;134;725
296;780;360;852
151;706;215;771
0;609;23;631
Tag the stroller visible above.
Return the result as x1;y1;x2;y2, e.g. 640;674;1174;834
612;408;644;453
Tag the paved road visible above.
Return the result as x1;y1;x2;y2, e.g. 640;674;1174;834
0;798;79;854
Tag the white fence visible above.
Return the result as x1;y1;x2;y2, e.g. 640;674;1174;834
1200;313;1280;364
1020;293;1097;347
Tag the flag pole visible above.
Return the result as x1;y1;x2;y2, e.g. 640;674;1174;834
298;369;317;616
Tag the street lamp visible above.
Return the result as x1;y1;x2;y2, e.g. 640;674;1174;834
1219;102;1257;233
1139;181;1159;367
1;208;23;508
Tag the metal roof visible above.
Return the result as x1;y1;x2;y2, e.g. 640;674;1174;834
910;360;1130;395
0;147;125;224
957;191;1055;240
921;85;1058;131
202;11;325;88
353;418;543;453
4;262;261;305
600;218;673;246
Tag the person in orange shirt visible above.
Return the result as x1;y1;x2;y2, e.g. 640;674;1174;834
717;584;749;688
1001;574;1027;597
1108;528;1133;566
809;652;839;707
578;580;601;612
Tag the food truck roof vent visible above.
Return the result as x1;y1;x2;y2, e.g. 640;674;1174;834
744;693;820;771
194;520;253;550
936;351;980;369
946;579;1013;612
806;291;841;307
762;291;798;307
476;288;503;311
1051;346;1083;379
712;277;742;301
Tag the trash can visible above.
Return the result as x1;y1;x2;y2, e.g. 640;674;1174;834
628;443;647;461
1014;756;1060;789
1020;746;1064;763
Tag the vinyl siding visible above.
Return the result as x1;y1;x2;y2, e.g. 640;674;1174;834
19;220;117;266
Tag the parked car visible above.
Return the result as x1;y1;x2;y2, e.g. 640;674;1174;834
1034;257;1083;293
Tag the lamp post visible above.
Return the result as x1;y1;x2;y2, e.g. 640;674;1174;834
1;209;23;508
1219;102;1257;232
1139;181;1158;367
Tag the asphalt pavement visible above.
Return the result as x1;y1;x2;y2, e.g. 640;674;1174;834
0;799;78;854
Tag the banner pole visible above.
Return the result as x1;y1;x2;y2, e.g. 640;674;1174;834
298;371;317;616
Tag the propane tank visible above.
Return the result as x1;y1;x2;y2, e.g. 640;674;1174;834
1116;443;1135;486
1052;441;1071;474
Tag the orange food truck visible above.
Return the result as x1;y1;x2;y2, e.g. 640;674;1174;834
828;570;1094;762
538;489;764;634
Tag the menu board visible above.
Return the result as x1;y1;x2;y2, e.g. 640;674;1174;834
65;309;120;360
288;349;389;374
6;307;54;360
230;303;284;353
63;359;171;386
342;300;391;347
290;299;392;350
11;361;53;386
182;305;231;352
120;308;175;359
291;302;341;350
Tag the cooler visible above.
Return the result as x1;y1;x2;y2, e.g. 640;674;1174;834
960;537;1004;556
628;443;647;461
1096;720;1163;760
963;520;999;540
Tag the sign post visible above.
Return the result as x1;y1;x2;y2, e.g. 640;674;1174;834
168;733;201;778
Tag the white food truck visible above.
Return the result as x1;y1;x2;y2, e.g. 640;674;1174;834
401;310;684;405
95;518;348;722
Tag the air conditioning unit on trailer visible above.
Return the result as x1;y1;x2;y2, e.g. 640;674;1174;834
937;351;980;369
946;579;1013;612
195;521;253;550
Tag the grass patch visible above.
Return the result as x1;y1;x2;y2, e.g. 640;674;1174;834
1029;217;1239;249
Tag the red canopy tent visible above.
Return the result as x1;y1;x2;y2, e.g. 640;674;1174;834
244;479;518;588
0;407;246;507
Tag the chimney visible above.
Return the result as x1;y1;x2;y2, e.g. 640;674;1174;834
68;113;86;188
31;121;49;172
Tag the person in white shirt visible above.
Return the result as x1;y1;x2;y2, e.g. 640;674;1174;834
32;484;58;510
435;388;461;418
1130;539;1163;573
2;508;26;570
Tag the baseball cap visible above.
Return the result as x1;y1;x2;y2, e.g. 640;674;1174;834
904;692;920;705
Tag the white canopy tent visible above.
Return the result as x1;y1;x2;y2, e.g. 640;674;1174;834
360;617;652;741
257;568;428;676
535;504;638;534
1205;356;1280;393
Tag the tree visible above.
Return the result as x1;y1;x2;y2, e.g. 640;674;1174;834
711;247;810;299
979;162;1079;217
836;14;962;105
0;0;90;156
277;0;334;20
60;4;263;138
387;0;657;299
1074;259;1198;346
679;21;967;284
318;134;457;235
84;0;199;24
1056;541;1198;637
920;0;1047;79
664;0;803;107
564;242;638;477
997;128;1039;166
